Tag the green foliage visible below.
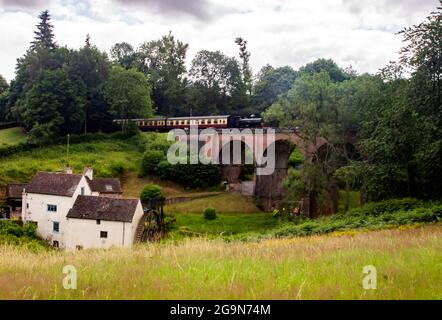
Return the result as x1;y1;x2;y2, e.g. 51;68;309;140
141;149;165;175
139;133;221;189
240;199;442;240
299;58;350;82
110;42;137;69
23;68;86;140
0;127;27;147
103;67;152;126
31;10;57;51
140;184;165;203
0;135;141;184
69;38;112;133
252;65;298;113
0;221;48;251
189;50;246;115
203;207;217;220
288;148;304;168
136;32;189;116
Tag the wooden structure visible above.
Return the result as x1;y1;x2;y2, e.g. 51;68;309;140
136;198;169;243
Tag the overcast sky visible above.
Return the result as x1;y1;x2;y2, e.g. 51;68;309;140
0;0;437;82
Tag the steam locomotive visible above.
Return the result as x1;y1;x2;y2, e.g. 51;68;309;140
113;115;263;131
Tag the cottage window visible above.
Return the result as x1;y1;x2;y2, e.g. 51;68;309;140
53;241;59;248
100;231;108;238
96;219;101;225
26;203;29;209
53;221;59;233
47;204;57;212
80;187;85;195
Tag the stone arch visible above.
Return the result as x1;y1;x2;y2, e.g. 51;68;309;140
218;138;255;184
254;139;296;211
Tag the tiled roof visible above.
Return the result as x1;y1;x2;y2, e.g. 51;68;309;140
86;177;122;194
67;195;139;222
6;184;27;199
26;172;82;197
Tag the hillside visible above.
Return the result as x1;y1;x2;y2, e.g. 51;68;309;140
0;134;259;214
0;224;440;299
0;127;27;147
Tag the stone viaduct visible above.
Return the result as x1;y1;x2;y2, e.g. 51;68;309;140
176;128;332;214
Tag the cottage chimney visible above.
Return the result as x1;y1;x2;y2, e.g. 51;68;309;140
83;166;93;180
64;166;73;174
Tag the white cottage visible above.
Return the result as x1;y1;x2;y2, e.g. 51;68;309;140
66;196;143;250
21;167;143;250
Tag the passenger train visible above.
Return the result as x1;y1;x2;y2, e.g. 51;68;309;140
113;115;263;131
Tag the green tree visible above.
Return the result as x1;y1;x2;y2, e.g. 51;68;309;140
0;75;8;94
252;65;298;113
299;58;349;82
103;67;152;130
265;71;341;215
189;50;245;115
31;10;57;51
0;75;9;122
140;184;165;202
110;42;137;69
69;36;111;133
136;32;188;116
23;69;86;139
235;37;252;96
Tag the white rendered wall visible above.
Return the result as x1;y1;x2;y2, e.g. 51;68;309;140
21;176;92;248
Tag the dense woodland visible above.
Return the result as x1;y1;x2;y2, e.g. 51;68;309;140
0;2;441;207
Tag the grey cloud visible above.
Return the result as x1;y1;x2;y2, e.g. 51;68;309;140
342;0;435;15
112;0;230;21
0;0;44;8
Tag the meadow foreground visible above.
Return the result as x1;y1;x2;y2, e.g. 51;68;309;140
0;223;441;300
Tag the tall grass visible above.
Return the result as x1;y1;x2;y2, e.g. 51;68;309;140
0;224;440;299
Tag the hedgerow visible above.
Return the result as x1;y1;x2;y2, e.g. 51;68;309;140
227;199;442;241
0;221;48;251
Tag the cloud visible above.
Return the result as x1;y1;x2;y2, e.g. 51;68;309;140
0;0;438;82
111;0;234;21
0;0;50;9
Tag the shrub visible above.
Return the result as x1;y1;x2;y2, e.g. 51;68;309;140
173;163;221;189
345;198;425;217
204;207;217;220
110;162;125;175
140;184;165;203
141;149;165;175
288;148;304;168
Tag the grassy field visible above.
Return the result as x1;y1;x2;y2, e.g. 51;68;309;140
167;212;280;239
0;127;28;147
165;192;262;213
0;224;440;299
0;139;142;185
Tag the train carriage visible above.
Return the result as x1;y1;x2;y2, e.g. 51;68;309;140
113;115;262;131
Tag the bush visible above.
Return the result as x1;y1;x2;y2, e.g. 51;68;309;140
140;184;165;203
173;163;221;189
0;221;48;251
344;198;425;217
204;207;217;220
141;149;165;175
288;148;304;168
